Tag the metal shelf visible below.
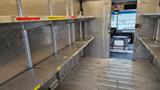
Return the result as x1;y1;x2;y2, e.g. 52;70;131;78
0;16;96;24
140;13;160;18
138;36;160;61
0;36;95;90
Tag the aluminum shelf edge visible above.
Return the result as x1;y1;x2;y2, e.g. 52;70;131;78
0;16;96;24
140;13;160;18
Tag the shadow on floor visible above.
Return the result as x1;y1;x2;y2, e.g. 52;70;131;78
110;43;133;60
110;52;133;60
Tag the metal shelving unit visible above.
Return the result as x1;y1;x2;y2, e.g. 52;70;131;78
0;36;95;90
0;0;110;90
0;14;96;89
138;36;160;62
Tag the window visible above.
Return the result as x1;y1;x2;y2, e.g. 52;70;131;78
111;10;137;31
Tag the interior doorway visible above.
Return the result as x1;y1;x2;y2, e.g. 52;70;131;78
109;1;137;60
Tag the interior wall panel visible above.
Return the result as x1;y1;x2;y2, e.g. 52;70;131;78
51;0;67;15
83;0;111;58
0;24;27;85
0;0;18;15
22;0;49;15
28;25;54;65
137;0;157;14
54;25;69;52
156;0;160;13
137;16;156;38
67;0;71;16
72;0;80;15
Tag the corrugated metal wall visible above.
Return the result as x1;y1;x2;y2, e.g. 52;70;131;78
72;0;80;16
22;0;50;15
54;25;69;51
28;25;54;65
0;0;18;15
0;24;27;85
51;0;67;15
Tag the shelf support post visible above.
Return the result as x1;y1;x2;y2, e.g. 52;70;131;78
17;0;33;68
66;0;72;45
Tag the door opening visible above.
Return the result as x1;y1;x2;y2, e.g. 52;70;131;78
109;1;137;60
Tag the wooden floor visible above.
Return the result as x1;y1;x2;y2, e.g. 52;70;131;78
55;57;160;90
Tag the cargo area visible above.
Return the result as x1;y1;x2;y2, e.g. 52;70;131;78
1;0;160;90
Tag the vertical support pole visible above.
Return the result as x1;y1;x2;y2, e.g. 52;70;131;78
48;0;53;15
66;0;69;16
51;24;58;54
21;28;33;68
66;0;72;45
79;0;84;57
68;24;72;45
84;21;88;39
71;0;74;16
79;22;82;57
17;0;23;16
156;20;160;41
17;0;33;68
48;0;58;54
71;0;76;42
72;23;76;42
79;22;83;40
